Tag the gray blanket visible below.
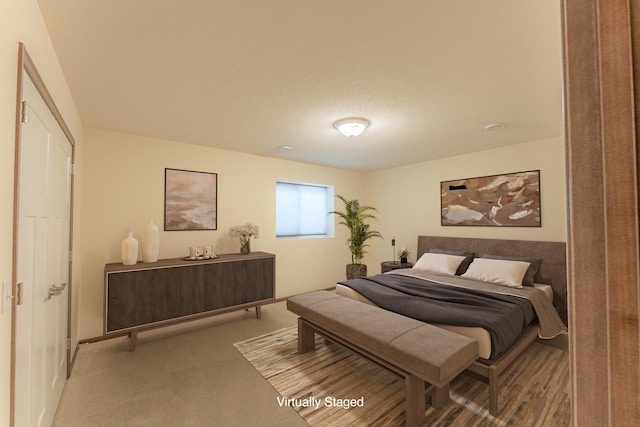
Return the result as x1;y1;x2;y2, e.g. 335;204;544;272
339;270;567;359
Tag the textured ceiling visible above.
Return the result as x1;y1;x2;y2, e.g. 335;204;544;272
37;0;564;171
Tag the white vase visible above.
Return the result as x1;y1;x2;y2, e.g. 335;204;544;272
121;232;138;265
141;217;160;262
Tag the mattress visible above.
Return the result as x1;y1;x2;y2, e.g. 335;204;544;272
335;282;553;360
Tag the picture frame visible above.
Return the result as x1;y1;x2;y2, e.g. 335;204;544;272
164;168;218;231
440;169;541;227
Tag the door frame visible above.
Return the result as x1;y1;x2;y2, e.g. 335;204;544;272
562;0;640;424
11;43;76;426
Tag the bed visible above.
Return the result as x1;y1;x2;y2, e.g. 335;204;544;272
335;235;568;415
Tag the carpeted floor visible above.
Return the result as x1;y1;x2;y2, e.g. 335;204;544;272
234;326;570;427
53;303;308;427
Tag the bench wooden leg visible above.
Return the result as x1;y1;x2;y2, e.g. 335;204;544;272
405;375;425;427
432;383;450;408
297;318;316;354
488;369;499;416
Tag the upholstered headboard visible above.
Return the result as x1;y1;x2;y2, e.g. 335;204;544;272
417;236;568;326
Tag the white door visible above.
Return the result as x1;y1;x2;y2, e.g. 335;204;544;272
15;73;72;427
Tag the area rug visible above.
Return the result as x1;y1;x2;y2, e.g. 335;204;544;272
234;326;570;426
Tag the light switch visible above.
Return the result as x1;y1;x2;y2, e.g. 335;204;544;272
2;280;12;313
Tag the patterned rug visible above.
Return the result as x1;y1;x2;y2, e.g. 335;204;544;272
234;326;570;426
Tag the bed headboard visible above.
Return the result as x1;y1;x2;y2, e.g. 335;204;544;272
417;236;568;325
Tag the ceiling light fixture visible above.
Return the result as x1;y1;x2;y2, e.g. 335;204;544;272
334;117;370;138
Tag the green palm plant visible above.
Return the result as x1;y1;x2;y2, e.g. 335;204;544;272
330;195;382;268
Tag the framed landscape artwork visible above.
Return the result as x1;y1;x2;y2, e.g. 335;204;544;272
441;170;541;227
164;168;217;231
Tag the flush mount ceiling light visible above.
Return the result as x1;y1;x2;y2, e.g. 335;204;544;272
334;117;370;138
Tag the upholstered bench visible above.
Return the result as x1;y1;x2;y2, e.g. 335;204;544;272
287;291;479;427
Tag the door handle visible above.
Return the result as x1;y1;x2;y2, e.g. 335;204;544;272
47;284;66;299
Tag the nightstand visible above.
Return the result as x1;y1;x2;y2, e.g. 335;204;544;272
381;261;413;273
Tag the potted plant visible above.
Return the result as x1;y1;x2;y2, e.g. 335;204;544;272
330;195;382;279
398;247;410;264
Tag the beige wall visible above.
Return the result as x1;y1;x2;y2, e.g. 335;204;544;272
78;128;364;339
363;136;567;267
80;130;566;340
0;1;83;425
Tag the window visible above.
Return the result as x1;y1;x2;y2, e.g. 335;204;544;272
276;181;334;238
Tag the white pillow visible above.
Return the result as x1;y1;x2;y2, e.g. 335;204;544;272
413;253;466;275
461;258;530;288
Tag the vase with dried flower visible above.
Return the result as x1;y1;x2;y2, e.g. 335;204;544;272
229;223;260;254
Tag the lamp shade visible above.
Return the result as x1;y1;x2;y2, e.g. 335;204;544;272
334;117;370;137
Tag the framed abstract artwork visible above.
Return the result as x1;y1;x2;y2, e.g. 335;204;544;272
164;168;218;231
441;170;541;227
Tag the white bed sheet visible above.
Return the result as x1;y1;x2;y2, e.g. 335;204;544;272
335;282;553;360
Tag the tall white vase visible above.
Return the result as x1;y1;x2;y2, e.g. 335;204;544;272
141;217;160;262
121;232;138;266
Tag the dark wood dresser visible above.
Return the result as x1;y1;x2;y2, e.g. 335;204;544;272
104;251;275;349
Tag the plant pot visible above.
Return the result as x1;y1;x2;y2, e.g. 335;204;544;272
346;264;367;280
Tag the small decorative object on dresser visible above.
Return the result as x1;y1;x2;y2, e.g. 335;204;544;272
203;245;215;259
141;217;159;262
121;232;138;265
230;223;260;254
188;246;202;259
